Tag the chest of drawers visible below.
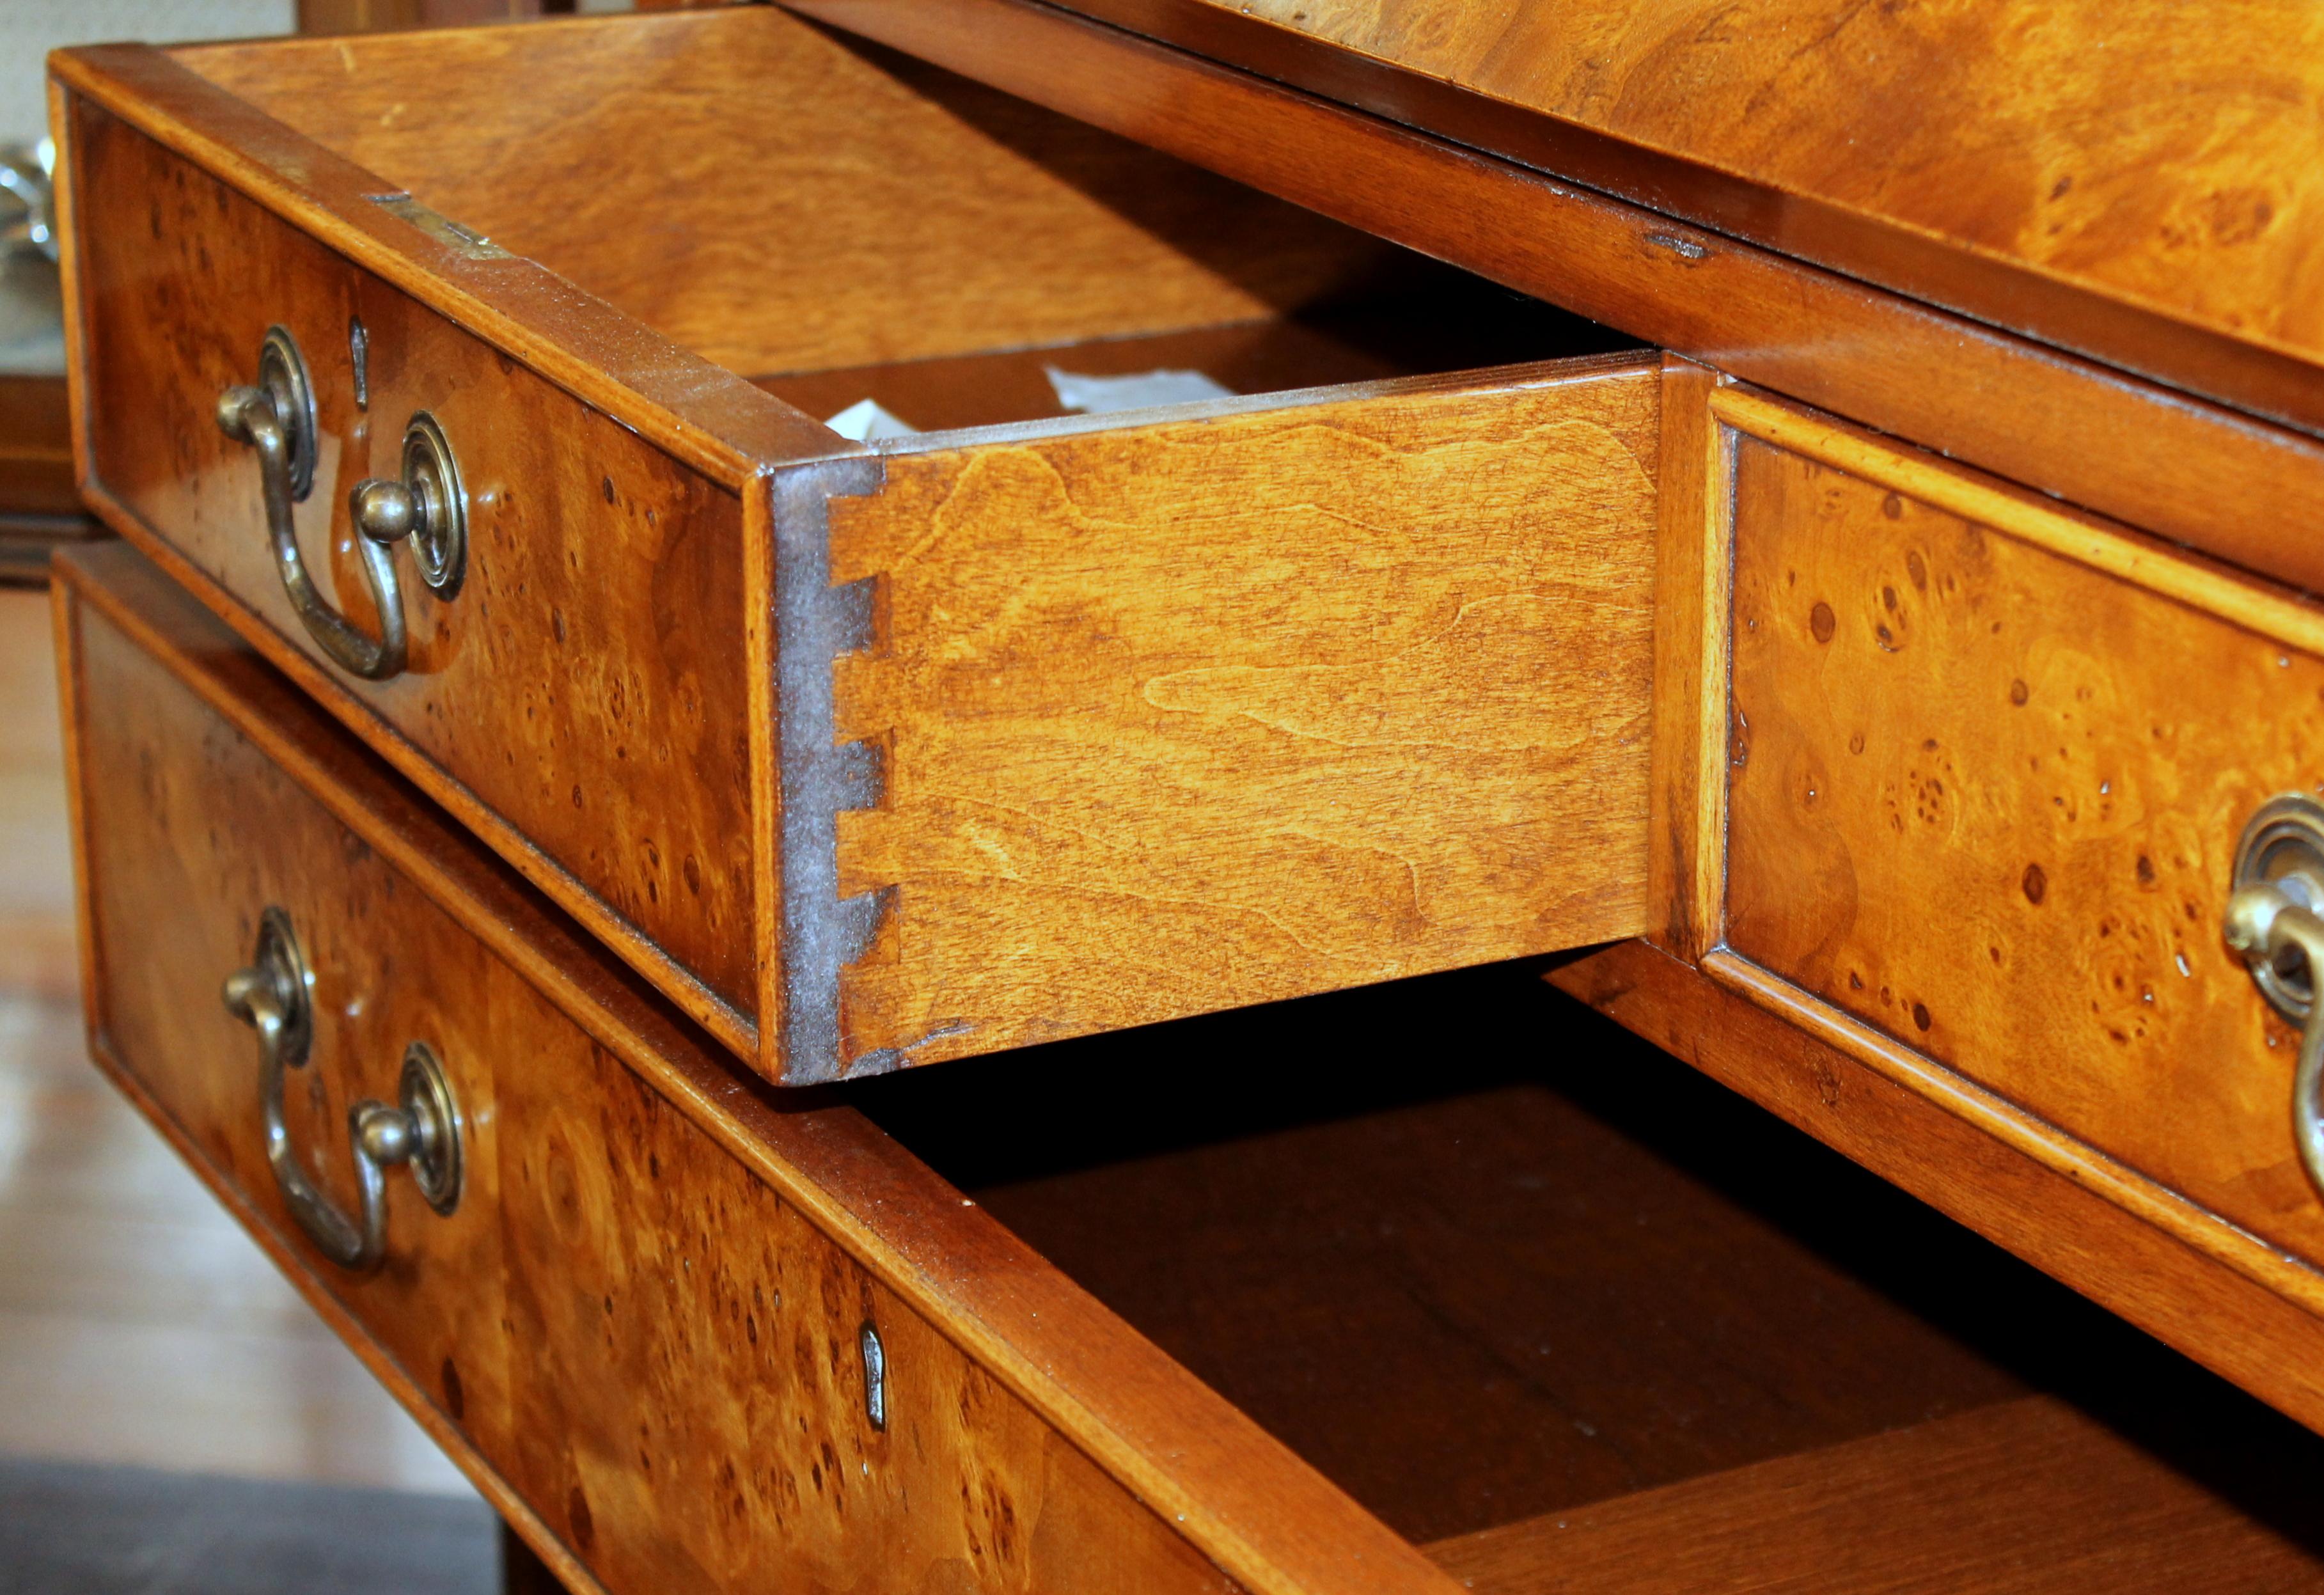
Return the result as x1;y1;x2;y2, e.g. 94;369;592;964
43;2;2324;1589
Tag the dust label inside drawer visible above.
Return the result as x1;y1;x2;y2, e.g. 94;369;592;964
56;4;1662;1083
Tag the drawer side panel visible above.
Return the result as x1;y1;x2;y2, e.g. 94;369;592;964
1724;404;2324;1272
827;361;1658;1068
68;97;764;1033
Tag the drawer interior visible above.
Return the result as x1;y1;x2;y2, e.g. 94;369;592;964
171;9;1636;439
853;962;2324;1590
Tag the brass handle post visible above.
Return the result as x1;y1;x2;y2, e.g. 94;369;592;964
221;908;463;1273
2224;794;2324;1200
216;328;468;681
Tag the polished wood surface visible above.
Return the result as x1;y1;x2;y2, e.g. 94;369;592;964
180;12;1399;379
55;13;1668;1085
58;542;2324;1592
56;540;1455;1595
70;590;522;1491
67;97;765;1050
0;985;468;1495
1425;1395;2324;1595
789;0;2324;602
1042;0;2324;446
50;42;834;487
826;358;1657;1068
1721;388;2324;1277
1548;940;2324;1438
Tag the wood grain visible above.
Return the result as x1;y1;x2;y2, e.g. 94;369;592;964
1546;939;2324;1440
492;1026;1239;1595
789;0;2324;604
68;588;521;1496
49;45;836;487
178;10;1402;378
1045;0;2324;450
68;97;765;1047
56;540;1460;1595
824;358;1659;1069
1722;393;2324;1275
1424;1394;2324;1595
1645;356;1727;961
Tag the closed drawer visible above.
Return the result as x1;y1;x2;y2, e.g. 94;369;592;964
58;541;2324;1595
54;8;1659;1085
1718;387;2324;1282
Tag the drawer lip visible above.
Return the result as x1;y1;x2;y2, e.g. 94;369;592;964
55;538;1460;1595
48;35;855;488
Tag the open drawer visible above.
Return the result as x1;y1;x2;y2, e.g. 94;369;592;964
58;540;2324;1595
52;7;1658;1085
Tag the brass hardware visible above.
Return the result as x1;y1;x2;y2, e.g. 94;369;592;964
351;412;468;602
222;908;463;1273
859;1321;888;1430
217;329;470;679
2222;793;2324;1199
217;327;405;679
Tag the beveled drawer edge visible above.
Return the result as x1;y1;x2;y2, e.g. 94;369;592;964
1550;942;2324;1437
65;501;762;1062
47;38;849;487
1708;386;2324;658
1702;950;2324;1323
1688;388;2324;1326
52;544;1457;1595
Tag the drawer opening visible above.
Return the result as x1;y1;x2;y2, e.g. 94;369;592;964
854;961;2324;1591
172;9;1642;437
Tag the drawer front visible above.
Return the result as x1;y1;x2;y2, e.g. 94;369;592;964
59;546;1400;1595
1720;391;2324;1271
67;96;765;1033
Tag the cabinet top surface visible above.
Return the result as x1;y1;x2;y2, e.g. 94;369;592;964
1054;0;2324;430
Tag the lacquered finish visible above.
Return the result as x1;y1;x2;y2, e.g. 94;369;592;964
824;358;1658;1070
1720;388;2324;1282
1040;0;2324;444
54;540;1452;1595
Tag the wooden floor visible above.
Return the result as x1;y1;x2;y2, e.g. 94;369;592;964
0;584;469;1495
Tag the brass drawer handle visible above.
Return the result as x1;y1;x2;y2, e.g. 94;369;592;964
215;327;468;681
2223;794;2324;1200
221;907;463;1273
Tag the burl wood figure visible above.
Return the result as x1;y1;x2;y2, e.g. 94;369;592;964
39;3;2324;1594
